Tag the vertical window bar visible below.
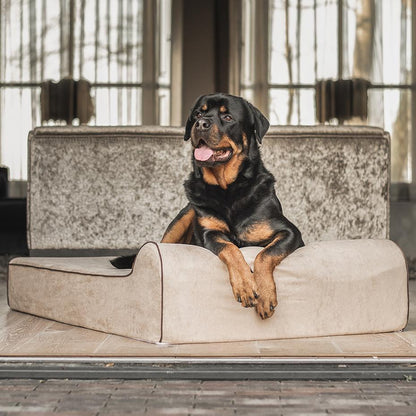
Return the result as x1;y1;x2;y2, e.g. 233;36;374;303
126;0;133;124
256;0;269;114
68;0;74;77
117;0;123;123
170;0;183;125
60;0;65;76
241;0;254;100
314;0;317;80
94;0;99;85
155;0;160;124
142;0;156;125
338;0;343;79
136;0;142;125
19;0;23;82
19;0;24;179
285;0;293;123
157;0;172;126
29;0;37;123
412;0;416;184
79;0;86;77
296;0;301;122
0;0;2;164
106;0;111;121
40;0;46;81
228;0;242;97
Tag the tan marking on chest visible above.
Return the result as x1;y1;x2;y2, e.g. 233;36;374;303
198;216;230;233
202;158;243;189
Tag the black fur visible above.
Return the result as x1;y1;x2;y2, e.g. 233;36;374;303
110;255;136;269
112;93;303;271
184;94;303;254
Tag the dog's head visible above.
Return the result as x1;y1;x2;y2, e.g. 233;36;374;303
184;94;269;174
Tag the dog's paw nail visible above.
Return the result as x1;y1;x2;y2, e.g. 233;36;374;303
270;305;275;311
254;292;259;299
237;296;241;303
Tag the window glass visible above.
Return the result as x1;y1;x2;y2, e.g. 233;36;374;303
269;88;315;125
368;88;411;183
267;0;412;182
72;0;143;84
269;0;338;85
343;0;411;84
0;0;178;180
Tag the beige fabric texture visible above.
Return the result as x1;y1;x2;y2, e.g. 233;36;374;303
8;239;408;344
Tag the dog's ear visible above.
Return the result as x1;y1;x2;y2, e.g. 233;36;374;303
246;101;270;143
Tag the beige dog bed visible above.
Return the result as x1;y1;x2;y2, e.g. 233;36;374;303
8;239;408;344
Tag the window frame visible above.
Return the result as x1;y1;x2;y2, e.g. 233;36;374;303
0;0;183;183
0;0;181;128
232;0;416;189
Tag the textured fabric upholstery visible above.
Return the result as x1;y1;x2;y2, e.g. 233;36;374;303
8;239;408;344
27;125;389;251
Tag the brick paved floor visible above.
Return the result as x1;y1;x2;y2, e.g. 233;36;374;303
0;379;415;415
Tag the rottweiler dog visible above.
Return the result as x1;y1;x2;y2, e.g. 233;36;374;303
112;93;304;319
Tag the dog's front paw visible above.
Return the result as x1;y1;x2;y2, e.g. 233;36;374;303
255;291;277;319
229;270;258;308
254;277;277;319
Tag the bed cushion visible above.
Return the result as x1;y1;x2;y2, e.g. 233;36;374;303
8;239;408;344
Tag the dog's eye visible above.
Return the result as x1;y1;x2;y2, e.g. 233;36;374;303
222;114;233;122
195;112;203;119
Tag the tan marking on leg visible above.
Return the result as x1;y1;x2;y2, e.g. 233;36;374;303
215;238;258;307
253;232;287;319
183;220;194;244
161;209;195;243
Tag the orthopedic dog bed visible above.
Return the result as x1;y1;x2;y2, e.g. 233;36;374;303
8;239;408;344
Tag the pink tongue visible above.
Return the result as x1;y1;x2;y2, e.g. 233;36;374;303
194;145;214;161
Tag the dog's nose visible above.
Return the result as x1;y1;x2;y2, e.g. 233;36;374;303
195;118;211;131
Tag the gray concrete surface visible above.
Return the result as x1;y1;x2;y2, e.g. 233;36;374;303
0;378;416;415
